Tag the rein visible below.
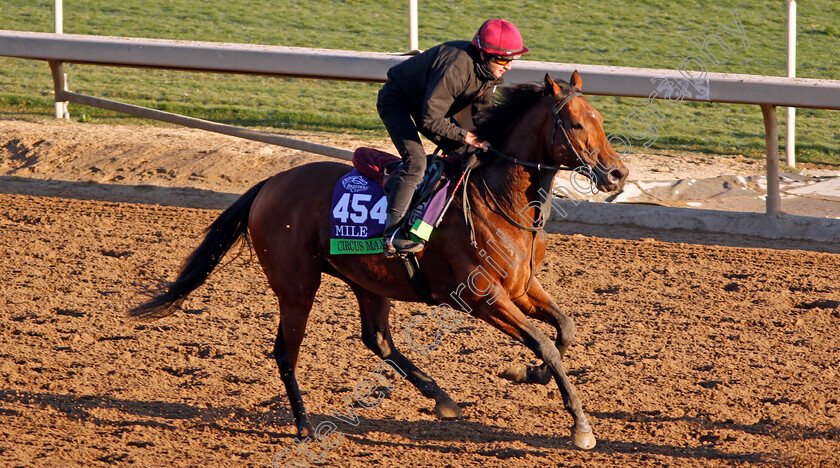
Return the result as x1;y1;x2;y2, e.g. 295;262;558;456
479;170;546;233
475;89;589;234
474;166;558;301
486;90;591;175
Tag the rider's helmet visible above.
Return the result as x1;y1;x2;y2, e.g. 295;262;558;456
471;19;529;58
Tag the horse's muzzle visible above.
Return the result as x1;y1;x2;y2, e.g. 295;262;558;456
594;164;629;192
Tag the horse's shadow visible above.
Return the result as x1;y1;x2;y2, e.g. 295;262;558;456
1;388;817;462
0;388;295;438
304;410;767;463
593;409;840;443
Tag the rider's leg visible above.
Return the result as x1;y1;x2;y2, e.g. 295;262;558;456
377;98;426;253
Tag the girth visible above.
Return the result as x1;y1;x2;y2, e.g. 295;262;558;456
402;253;437;306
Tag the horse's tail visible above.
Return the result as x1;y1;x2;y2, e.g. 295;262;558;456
128;178;269;320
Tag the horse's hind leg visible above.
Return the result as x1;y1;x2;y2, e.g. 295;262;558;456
349;283;462;419
252;236;321;437
272;291;318;438
267;271;321;438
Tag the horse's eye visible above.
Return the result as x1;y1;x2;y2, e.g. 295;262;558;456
571;122;583;130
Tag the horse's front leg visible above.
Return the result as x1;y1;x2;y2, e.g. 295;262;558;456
500;280;575;386
473;295;595;450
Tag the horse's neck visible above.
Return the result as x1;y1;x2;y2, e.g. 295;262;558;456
479;159;554;223
476;101;560;222
482;124;554;207
481;162;533;206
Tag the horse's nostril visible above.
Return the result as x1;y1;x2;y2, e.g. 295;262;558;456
608;168;628;188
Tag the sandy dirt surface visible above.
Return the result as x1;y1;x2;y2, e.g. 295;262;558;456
1;119;839;467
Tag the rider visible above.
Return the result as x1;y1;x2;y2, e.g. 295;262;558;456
377;18;529;254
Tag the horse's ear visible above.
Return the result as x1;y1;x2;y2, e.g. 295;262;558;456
544;73;563;96
570;70;583;91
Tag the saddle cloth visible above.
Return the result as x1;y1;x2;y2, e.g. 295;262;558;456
329;169;388;255
328;148;455;255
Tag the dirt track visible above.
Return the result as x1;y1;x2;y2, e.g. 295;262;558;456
1;120;839;467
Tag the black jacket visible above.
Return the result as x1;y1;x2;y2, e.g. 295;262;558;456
378;41;502;146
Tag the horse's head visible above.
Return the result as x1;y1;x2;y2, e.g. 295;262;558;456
543;72;629;192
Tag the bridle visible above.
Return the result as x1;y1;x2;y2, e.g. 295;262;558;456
478;88;597;232
474;88;596;234
486;89;594;180
462;89;598;298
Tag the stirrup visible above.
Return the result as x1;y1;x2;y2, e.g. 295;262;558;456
384;229;424;256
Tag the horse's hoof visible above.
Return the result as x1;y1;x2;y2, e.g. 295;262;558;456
373;385;392;399
297;423;315;439
572;428;597;450
499;364;552;385
434;398;463;419
499;364;528;382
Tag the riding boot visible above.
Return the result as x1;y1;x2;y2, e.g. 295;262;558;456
383;193;424;256
384;212;424;255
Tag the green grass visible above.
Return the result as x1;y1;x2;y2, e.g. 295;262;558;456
1;0;839;165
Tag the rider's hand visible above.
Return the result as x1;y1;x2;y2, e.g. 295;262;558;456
465;131;490;151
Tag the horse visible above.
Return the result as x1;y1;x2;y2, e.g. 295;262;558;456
129;71;629;450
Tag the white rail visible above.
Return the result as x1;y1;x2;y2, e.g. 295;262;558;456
2;31;838;109
2;30;840;214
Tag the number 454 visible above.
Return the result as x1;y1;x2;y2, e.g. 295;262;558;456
332;193;387;224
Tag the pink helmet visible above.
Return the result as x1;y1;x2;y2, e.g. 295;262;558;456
471;19;529;57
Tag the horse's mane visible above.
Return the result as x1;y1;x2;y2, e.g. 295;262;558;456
474;80;574;147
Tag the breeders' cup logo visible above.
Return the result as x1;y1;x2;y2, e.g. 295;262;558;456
342;175;369;193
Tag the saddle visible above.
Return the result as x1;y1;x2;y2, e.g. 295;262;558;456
352;147;460;241
353;147;456;192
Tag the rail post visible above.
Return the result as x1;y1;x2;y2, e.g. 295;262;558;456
53;0;69;119
761;104;782;215
786;0;797;168
409;0;419;52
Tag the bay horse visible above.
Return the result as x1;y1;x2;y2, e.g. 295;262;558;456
130;72;629;450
